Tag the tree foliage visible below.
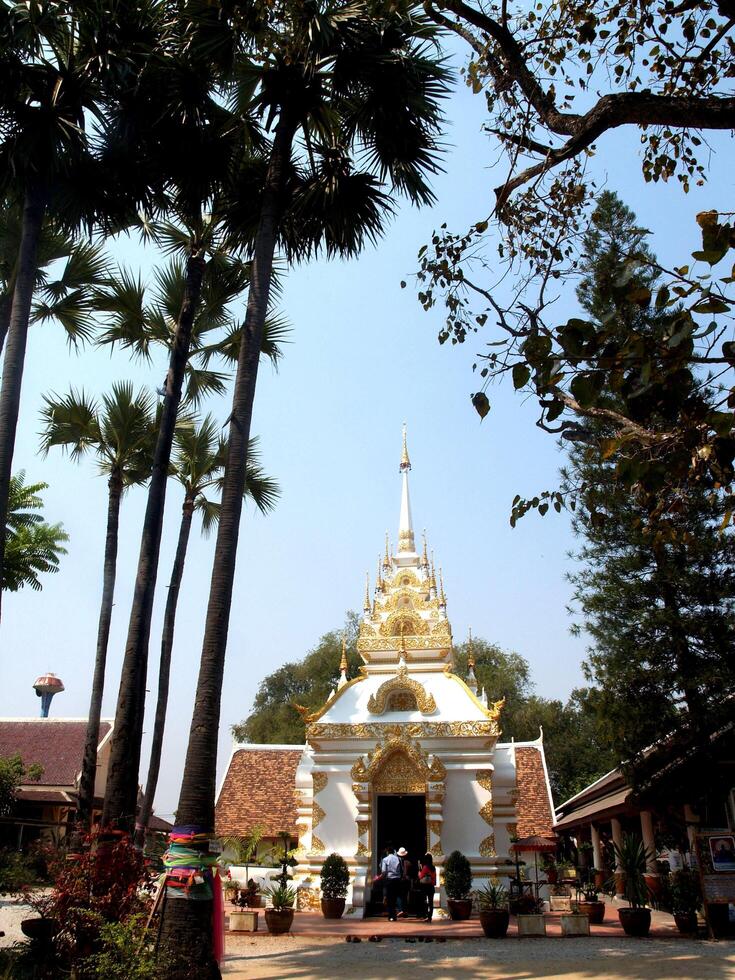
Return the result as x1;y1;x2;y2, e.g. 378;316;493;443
232;613;361;744
3;471;67;592
0;752;42;817
563;193;735;792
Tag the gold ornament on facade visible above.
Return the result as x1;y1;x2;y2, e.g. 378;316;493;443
312;772;328;795
380;610;428;637
398;528;415;552
312;801;326;831
356;841;371;857
367;674;436;715
479;800;494;824
351;757;369;781
309;835;326;854
476;771;493;795
374;751;426;794
387;691;419;711
430;619;451;639
297;887;322;912
479;834;496;857
308;720;500;740
507;823;517;838
354;729;446;789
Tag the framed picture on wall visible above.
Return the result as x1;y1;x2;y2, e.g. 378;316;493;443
709;836;735;872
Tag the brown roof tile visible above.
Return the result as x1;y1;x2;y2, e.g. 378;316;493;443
0;720;112;787
215;747;303;838
515;745;554;838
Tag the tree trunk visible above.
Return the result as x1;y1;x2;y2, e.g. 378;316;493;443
134;495;194;849
0;182;47;620
103;248;206;829
0;292;12;358
76;471;124;831
158;110;297;979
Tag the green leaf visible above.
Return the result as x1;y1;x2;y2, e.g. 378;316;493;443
512;363;531;389
471;392;490;419
692;296;730;314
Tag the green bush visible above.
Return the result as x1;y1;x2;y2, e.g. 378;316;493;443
77;915;179;979
320;853;349;900
444;850;472;900
0;849;32;894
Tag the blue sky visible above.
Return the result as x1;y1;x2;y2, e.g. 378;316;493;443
2;43;732;821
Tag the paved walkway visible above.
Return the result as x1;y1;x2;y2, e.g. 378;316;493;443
222;935;735;979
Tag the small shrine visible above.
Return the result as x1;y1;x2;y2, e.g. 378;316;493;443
216;428;554;912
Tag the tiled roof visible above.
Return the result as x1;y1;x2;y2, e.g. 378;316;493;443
515;745;555;838
0;720;112;787
148;813;173;833
215;746;303;838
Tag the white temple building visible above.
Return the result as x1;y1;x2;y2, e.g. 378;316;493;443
216;429;555;913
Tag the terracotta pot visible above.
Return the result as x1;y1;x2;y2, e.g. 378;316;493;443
321;897;346;919
674;911;697;935
643;874;661;900
20;918;59;941
447;898;473;920
618;907;651;937
265;908;294;934
479;909;509;938
578;900;605;924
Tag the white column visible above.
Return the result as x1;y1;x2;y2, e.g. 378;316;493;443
611;817;623;896
640;810;657;873
591;823;602;872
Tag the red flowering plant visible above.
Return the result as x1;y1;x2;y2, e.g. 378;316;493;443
41;829;153;964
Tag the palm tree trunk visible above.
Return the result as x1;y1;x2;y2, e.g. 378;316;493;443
0;292;12;358
0;182;47;619
103;247;206;829
158;109;297;978
76;470;124;831
134;494;195;849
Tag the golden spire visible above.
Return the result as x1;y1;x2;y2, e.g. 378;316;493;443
364;573;370;613
340;635;348;673
439;568;446;606
376;556;384;592
430;554;437;593
383;533;391;570
467;627;475;670
400;422;411;472
421;530;429;569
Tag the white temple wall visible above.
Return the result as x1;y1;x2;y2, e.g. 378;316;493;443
315;770;359;856
442;767;488;858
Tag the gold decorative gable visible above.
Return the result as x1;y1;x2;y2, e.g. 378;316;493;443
350;728;446;786
380;611;429;637
373;751;426;794
367;671;436;715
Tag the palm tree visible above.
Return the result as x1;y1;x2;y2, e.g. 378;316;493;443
3;472;68;593
162;2;450;970
0;2;161;621
134;418;278;848
39;383;155;829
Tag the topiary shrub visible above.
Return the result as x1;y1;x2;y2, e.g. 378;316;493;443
320;853;349;900
444;850;472;900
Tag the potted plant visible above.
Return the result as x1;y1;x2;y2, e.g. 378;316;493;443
240;878;262;909
669;869;701;935
614;834;653;937
264;883;297;934
577;840;594;869
320;853;349;919
576;882;605;924
478;881;509;938
444;850;473;920
543;856;558;884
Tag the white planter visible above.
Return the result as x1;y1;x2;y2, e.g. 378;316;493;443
561;913;590;937
517;913;546;937
230;910;259;932
549;895;572;912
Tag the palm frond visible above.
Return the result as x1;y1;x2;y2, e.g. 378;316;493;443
39;389;101;460
95;267;150;358
3;472;68;593
183;366;230;407
195;494;221;537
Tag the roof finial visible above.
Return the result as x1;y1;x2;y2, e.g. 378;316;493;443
467;627;475;670
376;556;384;592
383;532;392;570
338;634;349;689
439;568;446;607
364;573;371;613
421;530;429;570
430;554;437;596
400;422;411;471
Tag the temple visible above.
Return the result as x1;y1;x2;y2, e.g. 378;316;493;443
216;428;554;913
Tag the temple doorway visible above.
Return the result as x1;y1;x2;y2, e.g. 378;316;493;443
375;793;427;870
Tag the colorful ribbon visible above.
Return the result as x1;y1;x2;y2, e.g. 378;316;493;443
162;826;224;964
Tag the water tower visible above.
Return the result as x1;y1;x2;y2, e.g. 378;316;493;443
33;673;65;718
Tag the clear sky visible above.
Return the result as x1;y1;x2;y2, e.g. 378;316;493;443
1;40;732;822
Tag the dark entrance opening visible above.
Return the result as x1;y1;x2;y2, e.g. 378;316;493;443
367;794;427;916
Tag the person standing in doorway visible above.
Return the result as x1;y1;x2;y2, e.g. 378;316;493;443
396;847;410;917
418;852;436;922
380;844;403;921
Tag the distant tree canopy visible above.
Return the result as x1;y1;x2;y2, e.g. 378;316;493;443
3;472;68;593
0;753;42;817
234;623;615;805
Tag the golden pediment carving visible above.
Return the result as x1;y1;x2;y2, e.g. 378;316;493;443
367;674;436;715
349;729;446;788
380;610;429;637
373;751;425;794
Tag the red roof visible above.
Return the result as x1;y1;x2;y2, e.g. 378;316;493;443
515;745;555;838
215;747;302;838
0;720;112;787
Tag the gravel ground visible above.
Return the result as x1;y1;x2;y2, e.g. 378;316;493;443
0;896;34;947
223;935;735;980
